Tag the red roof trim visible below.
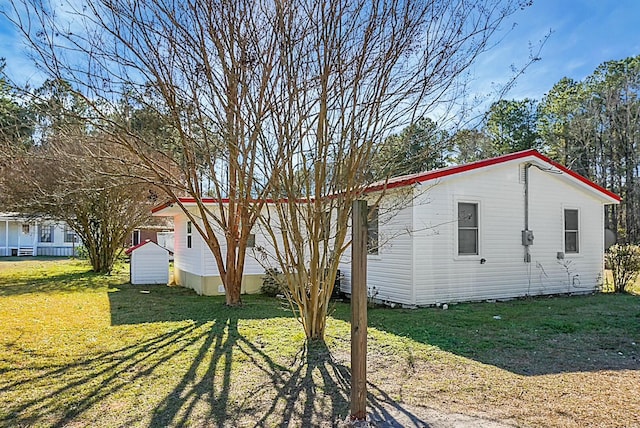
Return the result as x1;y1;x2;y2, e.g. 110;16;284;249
537;152;621;202
151;197;222;213
125;240;152;254
367;149;620;202
151;150;620;213
125;240;172;255
152;197;288;213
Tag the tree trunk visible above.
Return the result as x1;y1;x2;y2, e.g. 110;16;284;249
224;272;243;306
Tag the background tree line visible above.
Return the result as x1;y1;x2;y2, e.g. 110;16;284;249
375;55;640;244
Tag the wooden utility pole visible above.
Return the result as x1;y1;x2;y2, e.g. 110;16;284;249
350;200;367;420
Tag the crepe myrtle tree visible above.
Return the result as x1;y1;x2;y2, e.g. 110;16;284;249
254;0;531;340
5;0;292;305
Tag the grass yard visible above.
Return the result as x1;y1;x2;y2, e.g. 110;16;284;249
0;258;638;427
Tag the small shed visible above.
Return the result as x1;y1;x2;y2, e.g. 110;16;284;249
125;240;170;285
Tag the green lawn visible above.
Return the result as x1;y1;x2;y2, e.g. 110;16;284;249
0;258;638;427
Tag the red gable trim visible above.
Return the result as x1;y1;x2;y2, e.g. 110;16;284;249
367;149;620;202
538;152;621;202
125;239;173;255
125;240;152;255
151;197;224;213
152;197;288;213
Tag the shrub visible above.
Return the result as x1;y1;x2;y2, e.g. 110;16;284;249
605;244;640;293
74;245;89;259
261;268;285;297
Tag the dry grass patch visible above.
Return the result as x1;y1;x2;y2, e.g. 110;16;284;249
0;258;638;427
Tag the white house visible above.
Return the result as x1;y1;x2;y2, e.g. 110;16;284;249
0;214;79;257
125;240;170;285
150;150;620;304
338;149;621;306
151;200;276;296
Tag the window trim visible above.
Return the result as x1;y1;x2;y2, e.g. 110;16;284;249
186;220;192;249
563;207;580;254
64;225;77;243
39;224;54;243
455;199;481;259
131;229;140;246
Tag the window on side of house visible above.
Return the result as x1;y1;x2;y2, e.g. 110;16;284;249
39;224;54;243
564;209;579;254
186;221;192;249
367;206;379;255
21;224;30;234
458;202;479;255
132;229;140;246
64;225;77;243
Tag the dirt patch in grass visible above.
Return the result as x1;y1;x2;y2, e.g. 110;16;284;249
0;259;638;427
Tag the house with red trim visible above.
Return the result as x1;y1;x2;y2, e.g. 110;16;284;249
151;199;273;296
152;149;620;304
338;149;620;306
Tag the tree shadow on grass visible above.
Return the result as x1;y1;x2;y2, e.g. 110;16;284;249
230;337;432;427
108;283;294;325
331;295;640;376
1;323;209;427
3;284;436;427
0;269;125;296
108;285;434;425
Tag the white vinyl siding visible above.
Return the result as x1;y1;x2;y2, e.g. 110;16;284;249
1;219;79;257
340;192;415;305
411;159;609;305
129;242;169;285
172;208;281;280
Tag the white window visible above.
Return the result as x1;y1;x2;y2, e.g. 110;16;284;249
186;221;192;249
564;209;579;254
458;202;479;255
64;225;77;243
39;224;54;243
367;206;379;255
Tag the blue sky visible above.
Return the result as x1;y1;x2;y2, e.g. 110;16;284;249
1;0;639;104
471;0;640;102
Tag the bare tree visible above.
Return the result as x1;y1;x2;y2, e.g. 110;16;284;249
0;79;157;273
5;0;291;304
254;0;528;340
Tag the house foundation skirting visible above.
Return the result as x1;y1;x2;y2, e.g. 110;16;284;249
173;267;263;296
